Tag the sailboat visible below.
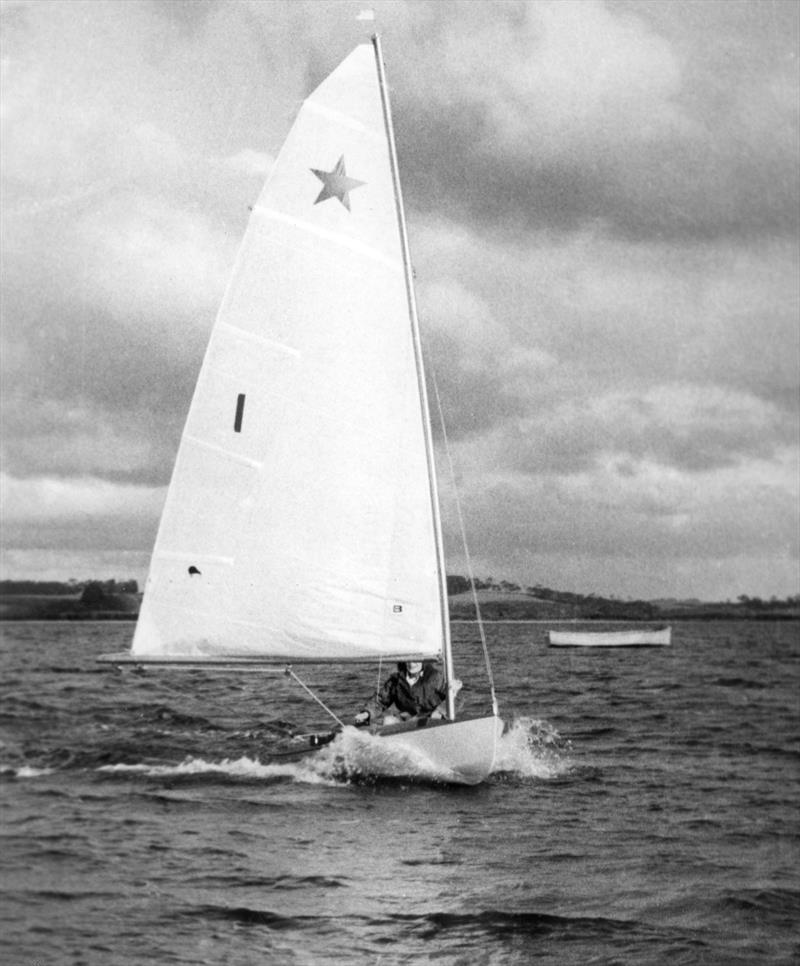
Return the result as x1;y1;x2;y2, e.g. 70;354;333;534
99;36;503;785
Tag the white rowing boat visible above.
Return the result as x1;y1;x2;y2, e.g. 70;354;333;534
548;627;671;647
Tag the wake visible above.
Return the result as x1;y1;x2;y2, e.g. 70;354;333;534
93;716;572;786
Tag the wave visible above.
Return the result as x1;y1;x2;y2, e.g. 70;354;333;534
95;739;469;787
492;716;573;780
187;903;646;942
412;908;642;941
712;677;769;690
0;763;55;778
719;887;800;926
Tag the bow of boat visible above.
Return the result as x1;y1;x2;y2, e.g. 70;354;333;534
376;714;503;785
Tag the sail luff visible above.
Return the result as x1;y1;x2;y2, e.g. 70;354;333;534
371;34;456;719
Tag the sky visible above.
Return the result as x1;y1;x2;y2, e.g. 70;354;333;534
1;0;798;601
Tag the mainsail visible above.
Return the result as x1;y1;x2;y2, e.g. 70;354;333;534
131;43;447;663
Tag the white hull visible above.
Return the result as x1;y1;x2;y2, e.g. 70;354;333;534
377;715;503;785
548;627;671;647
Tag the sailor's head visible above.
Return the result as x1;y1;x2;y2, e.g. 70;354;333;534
405;661;422;678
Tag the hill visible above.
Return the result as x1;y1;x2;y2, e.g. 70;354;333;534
0;578;797;622
0;580;141;621
449;591;798;621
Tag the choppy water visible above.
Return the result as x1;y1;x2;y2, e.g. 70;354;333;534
1;620;797;965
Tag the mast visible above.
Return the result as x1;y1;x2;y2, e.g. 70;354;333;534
372;34;456;720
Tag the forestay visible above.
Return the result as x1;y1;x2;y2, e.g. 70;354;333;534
131;45;443;663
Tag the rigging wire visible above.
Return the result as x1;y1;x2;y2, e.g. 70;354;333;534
375;655;383;700
284;667;346;729
430;369;499;717
120;665;345;734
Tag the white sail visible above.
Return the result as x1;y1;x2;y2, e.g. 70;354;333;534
132;44;444;662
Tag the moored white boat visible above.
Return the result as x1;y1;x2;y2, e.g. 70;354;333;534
548;627;671;647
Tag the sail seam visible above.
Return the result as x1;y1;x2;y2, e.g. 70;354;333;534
254;206;403;274
217;322;301;357
303;98;382;140
153;551;235;565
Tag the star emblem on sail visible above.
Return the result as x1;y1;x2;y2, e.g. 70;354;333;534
311;156;365;211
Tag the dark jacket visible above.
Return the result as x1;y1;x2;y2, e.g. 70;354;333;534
369;662;448;719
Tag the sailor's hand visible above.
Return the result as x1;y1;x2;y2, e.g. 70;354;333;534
354;710;370;727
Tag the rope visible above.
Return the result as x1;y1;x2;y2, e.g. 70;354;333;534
120;664;347;734
284;667;346;729
375;655;384;697
430;370;499;717
146;672;243;724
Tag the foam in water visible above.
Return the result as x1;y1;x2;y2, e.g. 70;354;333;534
1;764;56;779
321;719;572;783
491;716;573;779
98;756;338;786
95;735;453;786
93;716;571;786
319;726;458;783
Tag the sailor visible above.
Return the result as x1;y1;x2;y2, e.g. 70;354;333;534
354;660;448;726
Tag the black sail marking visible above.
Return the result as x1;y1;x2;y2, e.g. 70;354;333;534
234;393;246;433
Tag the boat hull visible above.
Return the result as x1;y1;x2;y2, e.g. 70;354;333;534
375;714;503;785
548;627;671;647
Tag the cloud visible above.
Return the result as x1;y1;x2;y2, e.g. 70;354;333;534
0;547;152;583
1;470;160;521
428;0;686;156
418;274;557;437
0;471;163;552
222;149;276;178
390;0;798;241
412;215;798;439
0;396;176;485
480;384;793;478
0;0;797;600
0;3;256;489
438;446;798;598
75;193;234;340
1;188;234;484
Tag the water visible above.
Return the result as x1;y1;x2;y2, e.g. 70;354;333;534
1;620;797;965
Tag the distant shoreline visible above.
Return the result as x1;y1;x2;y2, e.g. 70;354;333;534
1;593;797;623
1;615;797;623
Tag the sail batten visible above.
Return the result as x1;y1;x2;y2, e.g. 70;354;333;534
183;435;263;468
304;98;383;138
254;206;404;271
217;322;301;357
153;551;234;565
